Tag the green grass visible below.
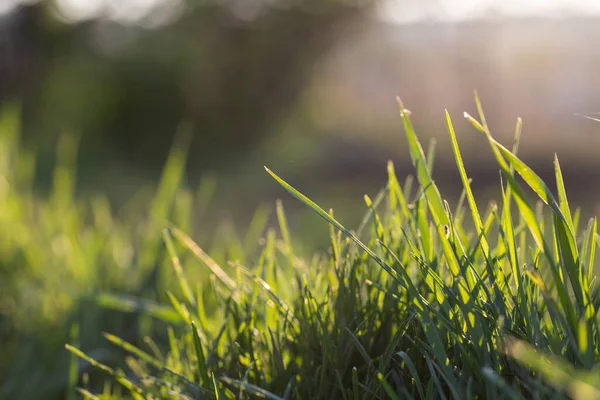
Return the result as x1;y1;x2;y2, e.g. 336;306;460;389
4;92;600;399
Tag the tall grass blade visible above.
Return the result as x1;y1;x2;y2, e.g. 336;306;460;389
191;321;211;389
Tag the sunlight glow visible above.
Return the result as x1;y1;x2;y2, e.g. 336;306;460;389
379;0;600;23
2;0;600;25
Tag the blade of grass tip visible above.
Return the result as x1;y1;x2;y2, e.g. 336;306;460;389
364;194;385;243
357;183;389;238
163;229;195;307
473;91;490;132
170;226;238;298
387;160;411;222
397;101;461;276
377;372;400;400
396;97;449;228
574;207;581;234
96;293;181;323
191;321;211;389
264;166;401;284
103;333;162;369
512;117;523;160
76;388;100;400
575;113;600;123
276;199;295;268
220;377;285;400
585;218;597;290
166;291;191;325
446;110;489;256
65;345;141;394
329;208;341;267
466;104;578;325
352;367;360;400
67;324;80;400
554;155;575;234
489;132;577;256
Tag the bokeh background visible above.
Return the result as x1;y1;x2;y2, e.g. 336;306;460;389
3;0;600;232
2;0;600;397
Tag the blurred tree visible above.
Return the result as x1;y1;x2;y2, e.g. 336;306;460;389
0;0;377;177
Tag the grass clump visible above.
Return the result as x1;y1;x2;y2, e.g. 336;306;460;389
61;93;600;399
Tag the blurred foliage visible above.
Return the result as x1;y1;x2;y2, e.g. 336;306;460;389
2;0;376;177
0;104;261;399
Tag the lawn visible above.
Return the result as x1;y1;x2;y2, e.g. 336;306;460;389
2;94;600;399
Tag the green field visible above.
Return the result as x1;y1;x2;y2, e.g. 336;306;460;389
2;95;600;399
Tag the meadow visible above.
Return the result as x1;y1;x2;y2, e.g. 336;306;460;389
2;94;600;399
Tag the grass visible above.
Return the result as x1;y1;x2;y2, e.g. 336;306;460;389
3;92;600;399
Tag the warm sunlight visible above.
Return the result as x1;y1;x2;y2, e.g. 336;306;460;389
379;0;600;23
4;0;600;24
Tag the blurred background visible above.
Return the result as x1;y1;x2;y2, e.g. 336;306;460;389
2;0;600;397
2;0;600;230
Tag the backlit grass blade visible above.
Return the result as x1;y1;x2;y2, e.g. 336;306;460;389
67;324;79;400
266;165;457;386
191;321;210;389
446;110;489;256
65;345;145;396
96;293;181;323
75;388;99;400
484;132;579;265
397;99;459;276
387;160;410;222
221;377;285;400
582;217;597;286
397;97;449;228
170;226;238;296
103;333;163;369
396;351;425;399
235;262;299;329
554;212;584;307
276;199;295;268
377;372;400;400
357;183;389;238
364;194;385;243
264;166;402;285
163;229;195;307
500;177;522;293
554;155;575;232
167;291;191;325
466;106;577;327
